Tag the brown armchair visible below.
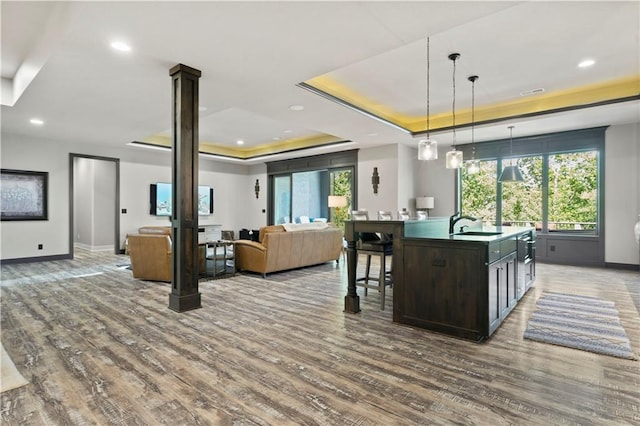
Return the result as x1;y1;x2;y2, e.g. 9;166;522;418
128;225;206;282
128;234;172;282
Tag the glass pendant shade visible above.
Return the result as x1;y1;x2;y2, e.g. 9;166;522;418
418;139;438;160
499;165;524;182
445;149;463;169
466;159;480;175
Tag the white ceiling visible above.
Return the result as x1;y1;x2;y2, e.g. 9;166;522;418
2;1;639;165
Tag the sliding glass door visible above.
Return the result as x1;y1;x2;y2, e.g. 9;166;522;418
329;168;353;230
267;150;358;226
291;170;329;222
273;175;291;224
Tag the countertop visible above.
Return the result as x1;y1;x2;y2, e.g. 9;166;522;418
404;224;535;242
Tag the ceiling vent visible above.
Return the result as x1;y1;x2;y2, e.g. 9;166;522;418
520;88;545;96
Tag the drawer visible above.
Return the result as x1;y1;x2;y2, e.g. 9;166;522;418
500;237;517;256
489;242;502;263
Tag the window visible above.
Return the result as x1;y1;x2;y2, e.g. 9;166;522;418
273;175;291;224
462;151;598;234
547;151;598;232
502;156;543;229
459;128;604;236
266;150;358;226
461;160;497;224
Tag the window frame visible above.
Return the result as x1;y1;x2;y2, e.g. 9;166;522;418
266;150;358;226
458;127;605;236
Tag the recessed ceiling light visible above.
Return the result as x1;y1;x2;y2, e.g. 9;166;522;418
283;129;293;134
110;41;131;52
368;132;378;137
199;106;208;112
578;59;595;68
30;118;44;125
289;105;304;111
272;137;281;141
236;140;244;145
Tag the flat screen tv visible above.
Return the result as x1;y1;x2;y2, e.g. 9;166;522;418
150;183;213;216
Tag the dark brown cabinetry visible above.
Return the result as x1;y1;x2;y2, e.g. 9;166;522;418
396;229;532;342
488;251;517;336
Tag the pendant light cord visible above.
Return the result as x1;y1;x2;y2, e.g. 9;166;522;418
426;37;430;139
509;125;515;165
451;55;457;149
471;77;475;159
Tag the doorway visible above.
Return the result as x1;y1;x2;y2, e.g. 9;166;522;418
69;154;120;256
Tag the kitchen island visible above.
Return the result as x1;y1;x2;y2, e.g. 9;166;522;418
344;219;535;342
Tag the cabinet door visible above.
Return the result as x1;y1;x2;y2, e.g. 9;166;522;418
488;262;501;333
505;253;518;311
499;260;509;319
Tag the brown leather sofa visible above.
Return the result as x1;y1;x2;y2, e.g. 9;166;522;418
235;223;343;277
127;226;205;282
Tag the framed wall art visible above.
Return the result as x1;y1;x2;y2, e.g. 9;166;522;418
1;169;49;221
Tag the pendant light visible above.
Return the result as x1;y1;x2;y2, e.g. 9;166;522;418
418;37;437;160
445;53;463;169
465;75;480;175
498;125;524;182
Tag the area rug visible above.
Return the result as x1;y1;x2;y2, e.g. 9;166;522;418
1;343;29;393
523;292;637;360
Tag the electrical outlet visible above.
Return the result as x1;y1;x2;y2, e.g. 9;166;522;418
550;245;555;252
38;244;43;250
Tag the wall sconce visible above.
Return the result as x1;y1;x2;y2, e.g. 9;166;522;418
254;179;260;198
371;167;380;194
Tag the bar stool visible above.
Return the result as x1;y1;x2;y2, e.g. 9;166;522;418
351;210;393;310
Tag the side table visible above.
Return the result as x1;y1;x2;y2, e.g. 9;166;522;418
205;240;236;279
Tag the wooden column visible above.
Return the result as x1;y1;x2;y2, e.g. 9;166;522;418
168;63;202;313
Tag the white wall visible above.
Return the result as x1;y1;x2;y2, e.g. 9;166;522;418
604;123;640;265
1;132;257;260
247;163;268;230
357;144;398;217
118;157;260;249
1;134;71;259
397;144;417;214
416;143;457;218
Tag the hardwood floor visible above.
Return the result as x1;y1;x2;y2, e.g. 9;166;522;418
1;250;638;425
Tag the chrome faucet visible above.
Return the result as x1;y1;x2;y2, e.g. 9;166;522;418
449;212;478;234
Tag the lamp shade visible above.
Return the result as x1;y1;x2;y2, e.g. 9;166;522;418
328;195;348;208
499;165;524;182
416;196;435;209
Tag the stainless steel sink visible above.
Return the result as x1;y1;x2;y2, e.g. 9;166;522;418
454;231;503;236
